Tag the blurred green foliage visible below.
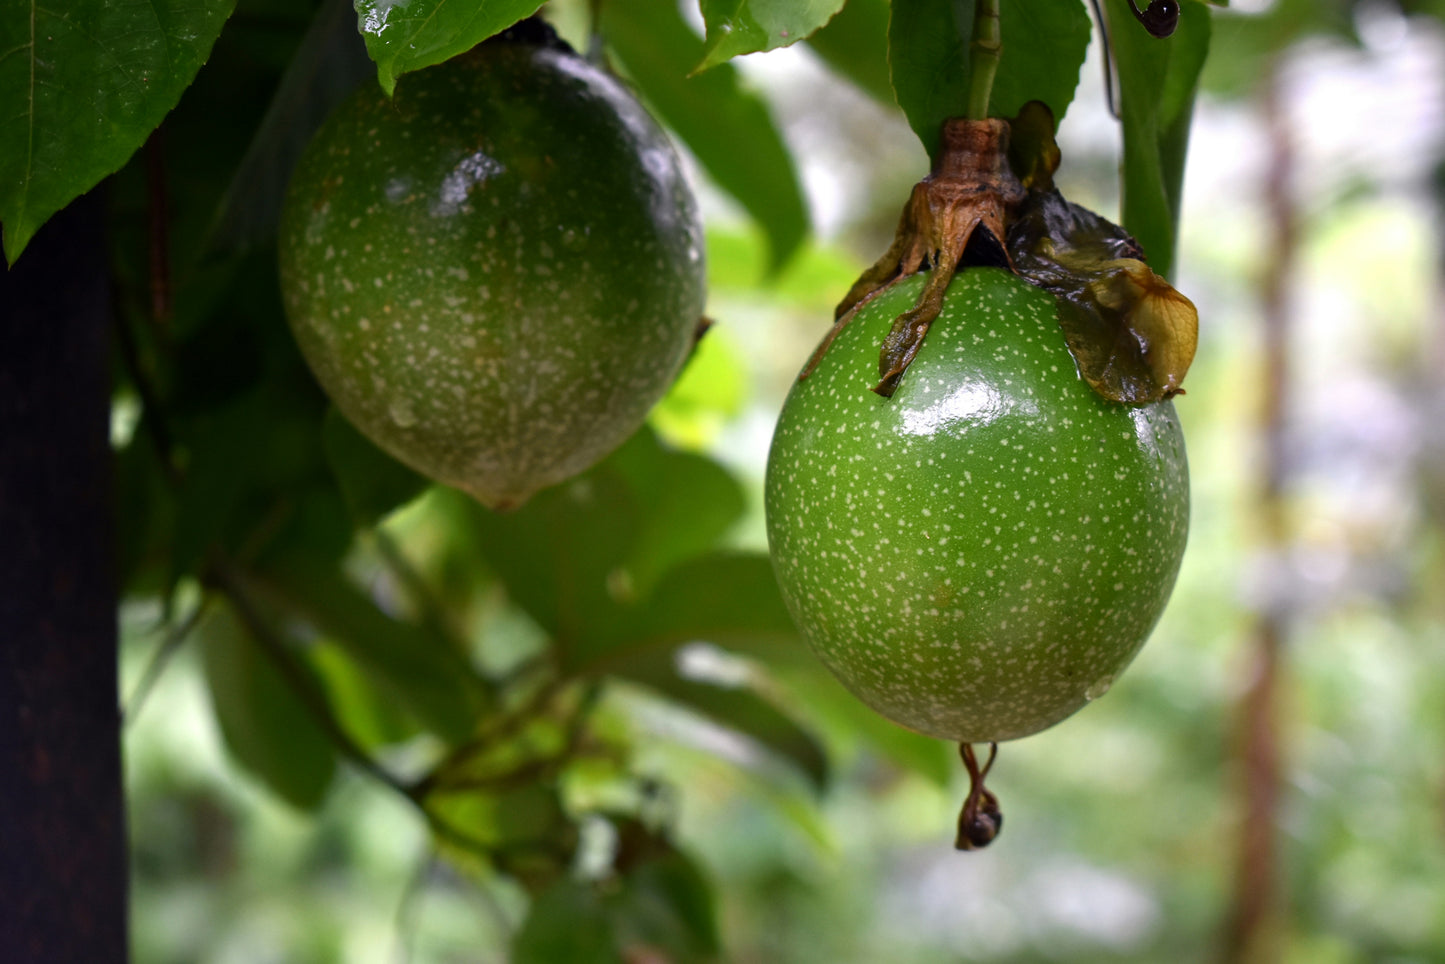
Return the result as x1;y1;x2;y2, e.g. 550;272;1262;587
27;0;1439;959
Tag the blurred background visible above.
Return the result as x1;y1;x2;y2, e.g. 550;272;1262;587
121;1;1445;961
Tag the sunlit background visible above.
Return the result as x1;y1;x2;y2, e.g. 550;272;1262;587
123;1;1445;961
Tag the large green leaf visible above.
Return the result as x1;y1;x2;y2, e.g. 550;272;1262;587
321;406;430;527
696;0;846;71
512;879;626;964
252;558;484;744
585;552;807;671
607;432;746;598
455;428;746;657
353;0;542;95
0;0;238;265
612;848;721;962
198;599;338;810
888;0;1091;162
602;0;808;271
513;846;720;964
616;648;829;791
1105;0;1212;280
774;663;956;786
805;0;894;105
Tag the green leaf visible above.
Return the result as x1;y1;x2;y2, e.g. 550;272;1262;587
615;645;829;791
311;641;423;749
513;879;625;964
775;663;956;786
587;552;807;671
207;0;374;256
1201;0;1353;101
602;0;808;271
322;406;430;526
0;0;239;265
696;0;846;71
453;427;746;657
1105;0;1212;280
353;0;543;95
804;0;895;105
198;599;338;810
453;465;638;645
888;0;1091;162
607;430;746;598
513;847;721;964
252;559;484;744
614;849;721;961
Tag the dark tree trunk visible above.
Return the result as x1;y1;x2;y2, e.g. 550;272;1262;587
0;196;128;962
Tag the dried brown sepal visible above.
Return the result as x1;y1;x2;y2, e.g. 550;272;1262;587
1007;189;1198;403
807;118;1025;396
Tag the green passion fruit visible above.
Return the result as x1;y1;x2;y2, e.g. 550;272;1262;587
765;268;1189;743
278;36;705;510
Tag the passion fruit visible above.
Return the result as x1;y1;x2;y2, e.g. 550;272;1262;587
278;34;705;510
764;267;1189;743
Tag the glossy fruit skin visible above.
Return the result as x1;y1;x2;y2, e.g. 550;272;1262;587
765;268;1189;743
278;41;705;509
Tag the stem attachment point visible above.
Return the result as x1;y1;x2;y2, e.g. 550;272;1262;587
955;742;1003;850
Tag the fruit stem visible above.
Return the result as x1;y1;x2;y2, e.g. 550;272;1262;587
966;0;1002;121
955;742;1003;850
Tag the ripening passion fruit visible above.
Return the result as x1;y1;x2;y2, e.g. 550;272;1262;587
278;32;705;510
764;267;1189;744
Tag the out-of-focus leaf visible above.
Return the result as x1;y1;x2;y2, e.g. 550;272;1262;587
455;465;638;645
455;427;748;660
207;0;373;255
607;430;746;598
252;559;484;744
1105;0;1212;280
581;552;807;671
513;879;625;964
649;327;749;451
774;663;955;786
696;0;846;71
198;599;338;810
353;0;543;95
1200;0;1354;100
888;0;1091;162
430;782;574;848
805;0;894;105
311;641;422;749
0;0;238;265
513;845;721;964
169;384;327;586
614;848;721;961
602;0;808;271
322;406;430;526
616;645;829;791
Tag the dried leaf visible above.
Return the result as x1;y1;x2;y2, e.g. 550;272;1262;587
1008;189;1197;403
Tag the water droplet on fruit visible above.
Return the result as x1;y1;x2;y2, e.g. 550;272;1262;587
389;398;418;427
1085;675;1114;701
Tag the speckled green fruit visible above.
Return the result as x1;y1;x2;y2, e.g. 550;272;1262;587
278;41;705;509
765;268;1189;743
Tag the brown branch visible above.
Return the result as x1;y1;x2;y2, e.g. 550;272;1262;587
1220;61;1296;964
